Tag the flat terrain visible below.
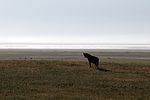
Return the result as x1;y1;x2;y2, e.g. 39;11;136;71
0;49;150;60
0;49;150;100
0;58;150;100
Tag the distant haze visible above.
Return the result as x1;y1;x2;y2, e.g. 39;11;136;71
0;0;150;44
0;43;150;50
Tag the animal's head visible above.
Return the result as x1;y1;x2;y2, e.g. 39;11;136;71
83;53;88;58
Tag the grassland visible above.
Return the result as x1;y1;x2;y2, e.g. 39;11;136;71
0;59;150;100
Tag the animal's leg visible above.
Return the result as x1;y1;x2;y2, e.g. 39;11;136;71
94;64;97;69
95;62;99;69
89;62;91;68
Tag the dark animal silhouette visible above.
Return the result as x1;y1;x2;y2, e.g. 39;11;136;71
83;53;99;69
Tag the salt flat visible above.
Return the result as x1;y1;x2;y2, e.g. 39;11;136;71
0;49;150;60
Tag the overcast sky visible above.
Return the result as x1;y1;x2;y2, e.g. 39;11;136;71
0;0;150;44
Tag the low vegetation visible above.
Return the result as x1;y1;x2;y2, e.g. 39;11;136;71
0;59;150;100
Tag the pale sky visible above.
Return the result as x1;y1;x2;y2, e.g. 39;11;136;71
0;0;150;44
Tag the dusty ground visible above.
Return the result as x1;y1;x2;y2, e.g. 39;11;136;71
0;49;150;60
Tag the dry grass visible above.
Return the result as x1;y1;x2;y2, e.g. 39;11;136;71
0;59;150;100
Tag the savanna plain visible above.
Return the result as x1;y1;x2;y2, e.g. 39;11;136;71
0;49;150;100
